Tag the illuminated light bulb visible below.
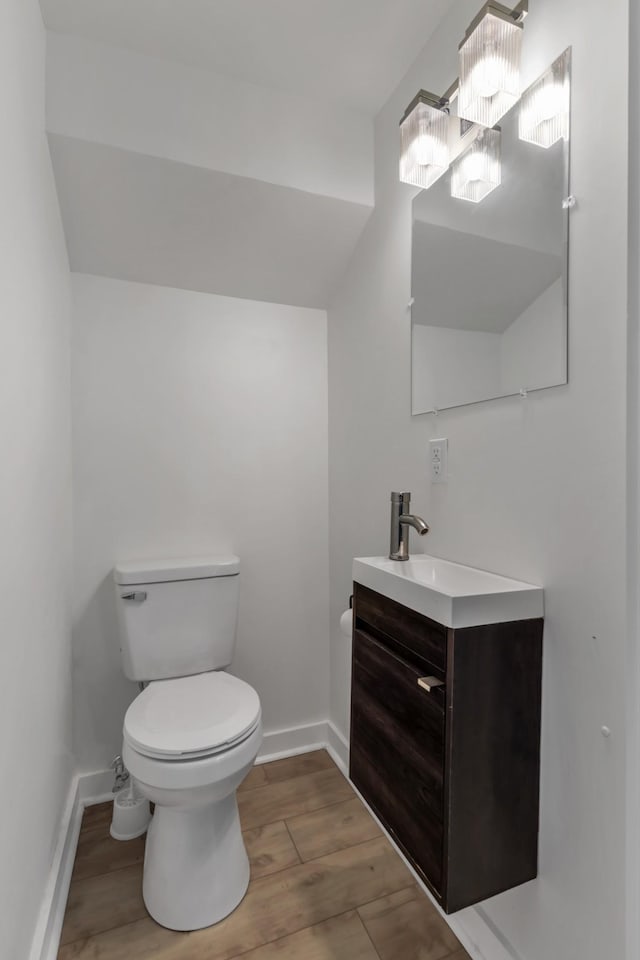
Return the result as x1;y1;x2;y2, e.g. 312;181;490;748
462;151;488;182
470;53;507;99
414;133;445;167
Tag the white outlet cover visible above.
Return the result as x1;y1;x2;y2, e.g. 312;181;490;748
430;438;448;483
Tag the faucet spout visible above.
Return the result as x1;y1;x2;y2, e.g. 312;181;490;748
400;514;430;536
389;492;430;561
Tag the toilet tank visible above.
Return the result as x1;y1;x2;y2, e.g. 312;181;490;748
113;556;240;682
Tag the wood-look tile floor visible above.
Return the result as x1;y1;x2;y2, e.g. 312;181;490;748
58;751;470;960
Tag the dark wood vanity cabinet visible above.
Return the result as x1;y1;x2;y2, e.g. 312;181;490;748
350;583;543;914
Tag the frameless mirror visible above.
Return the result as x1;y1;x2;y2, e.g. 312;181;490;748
411;50;571;415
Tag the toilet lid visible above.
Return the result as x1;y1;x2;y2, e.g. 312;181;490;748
124;672;261;759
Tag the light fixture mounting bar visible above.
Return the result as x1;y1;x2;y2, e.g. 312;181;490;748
512;0;529;22
460;0;527;46
448;118;483;164
400;90;445;126
439;79;460;109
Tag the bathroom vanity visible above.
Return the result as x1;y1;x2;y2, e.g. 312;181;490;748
350;556;544;914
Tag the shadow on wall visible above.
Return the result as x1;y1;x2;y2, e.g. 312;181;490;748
72;572;138;772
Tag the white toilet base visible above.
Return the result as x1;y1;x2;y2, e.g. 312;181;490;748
122;719;262;932
143;794;250;930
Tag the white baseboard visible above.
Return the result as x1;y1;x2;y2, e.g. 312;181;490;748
255;720;329;764
78;767;114;805
453;907;522;960
327;723;522;960
32;718;521;960
28;776;83;960
326;721;349;773
29;766;117;960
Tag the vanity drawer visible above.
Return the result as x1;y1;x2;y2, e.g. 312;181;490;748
354;583;447;673
350;627;445;896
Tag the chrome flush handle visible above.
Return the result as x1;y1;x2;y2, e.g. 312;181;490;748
418;676;444;693
121;591;147;602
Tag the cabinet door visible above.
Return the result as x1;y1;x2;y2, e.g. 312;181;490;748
350;627;446;896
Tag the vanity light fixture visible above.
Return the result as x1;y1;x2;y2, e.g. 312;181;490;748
398;1;571;205
451;127;501;203
399;91;450;189
458;1;527;128
519;49;570;148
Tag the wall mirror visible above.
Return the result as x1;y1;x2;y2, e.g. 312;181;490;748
411;49;571;415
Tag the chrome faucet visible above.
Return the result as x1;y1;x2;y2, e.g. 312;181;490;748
389;492;429;561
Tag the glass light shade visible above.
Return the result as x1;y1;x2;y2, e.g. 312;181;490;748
519;51;570;148
458;6;522;127
451;127;501;203
400;94;450;190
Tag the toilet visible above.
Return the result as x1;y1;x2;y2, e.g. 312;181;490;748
113;555;262;932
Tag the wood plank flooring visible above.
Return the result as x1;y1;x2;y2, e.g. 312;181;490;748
58;751;470;960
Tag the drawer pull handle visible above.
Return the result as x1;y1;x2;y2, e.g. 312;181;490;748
418;676;444;693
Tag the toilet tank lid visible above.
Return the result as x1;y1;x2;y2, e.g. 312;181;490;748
114;555;240;585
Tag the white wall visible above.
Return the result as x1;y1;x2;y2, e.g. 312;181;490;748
626;7;640;959
72;274;329;771
328;2;628;960
46;32;374;207
0;3;73;958
501;279;566;395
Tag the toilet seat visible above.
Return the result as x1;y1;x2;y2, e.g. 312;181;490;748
124;671;261;761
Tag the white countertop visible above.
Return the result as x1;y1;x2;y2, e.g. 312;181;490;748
352;555;544;629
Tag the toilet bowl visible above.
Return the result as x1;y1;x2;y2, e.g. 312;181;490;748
122;669;262;931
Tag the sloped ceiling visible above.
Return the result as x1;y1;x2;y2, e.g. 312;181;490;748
49;135;372;308
40;0;453;115
42;1;457;305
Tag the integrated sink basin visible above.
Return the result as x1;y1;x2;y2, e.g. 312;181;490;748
352;555;543;629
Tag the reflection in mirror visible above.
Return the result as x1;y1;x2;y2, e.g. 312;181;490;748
411;49;570;415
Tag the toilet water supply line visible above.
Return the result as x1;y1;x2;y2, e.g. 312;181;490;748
111;754;130;793
109;682;148;792
108;682;153;841
111;755;147;805
109;755;152;841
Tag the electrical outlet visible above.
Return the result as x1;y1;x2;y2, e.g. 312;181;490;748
429;438;448;484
